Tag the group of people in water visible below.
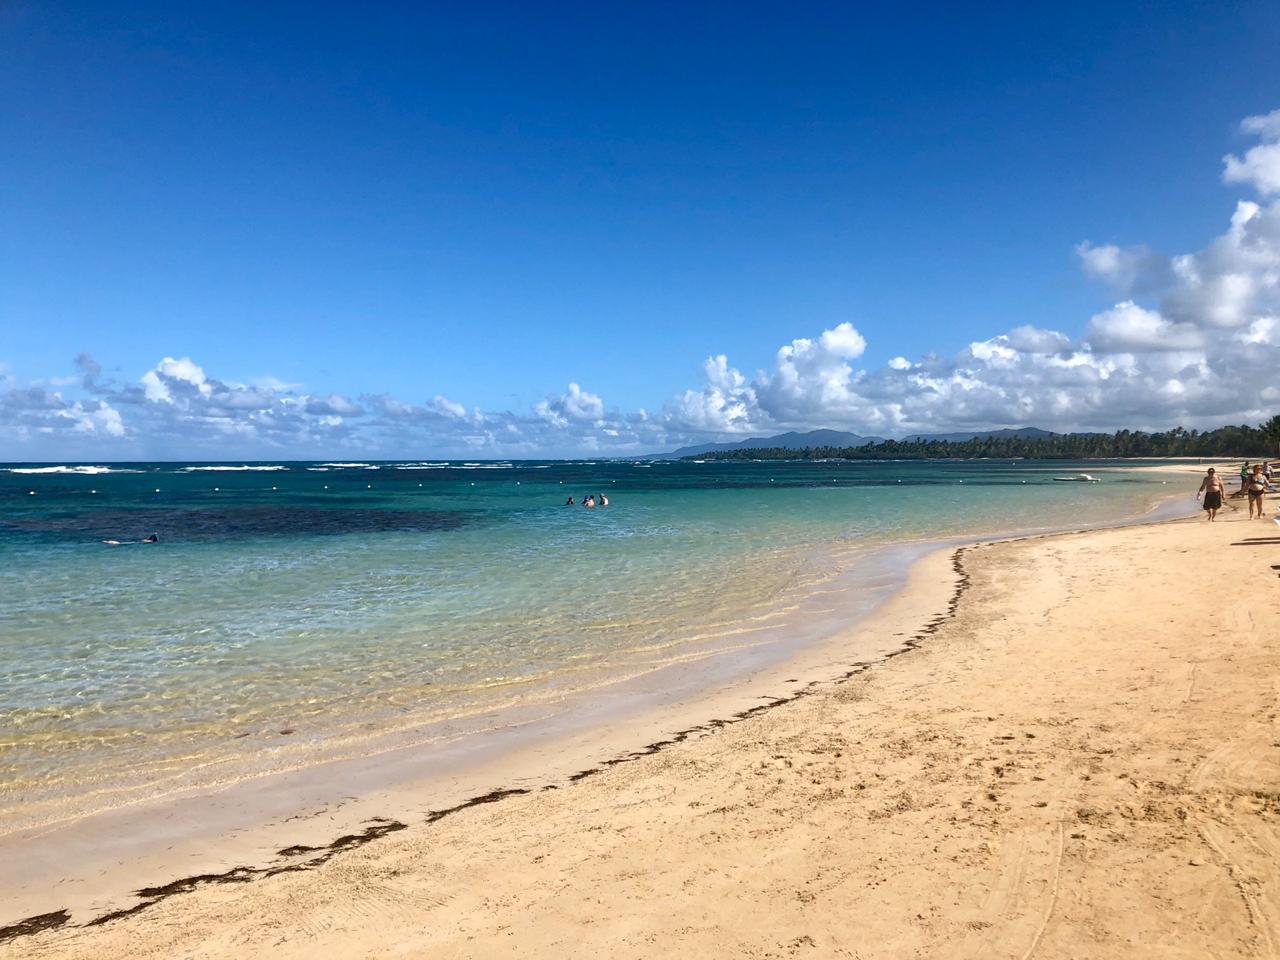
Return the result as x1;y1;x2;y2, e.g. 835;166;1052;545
1197;460;1276;522
565;493;609;508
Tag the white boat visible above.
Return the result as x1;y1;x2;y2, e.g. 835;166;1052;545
1052;473;1099;482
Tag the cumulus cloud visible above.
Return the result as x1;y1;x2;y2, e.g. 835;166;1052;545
669;355;761;434
1083;301;1205;353
0;386;126;444
141;356;212;403
305;393;364;417
535;382;605;427
1223;108;1280;196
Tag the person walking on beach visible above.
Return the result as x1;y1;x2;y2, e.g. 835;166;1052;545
1247;464;1268;519
1197;467;1225;521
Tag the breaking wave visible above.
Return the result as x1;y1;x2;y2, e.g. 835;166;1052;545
179;465;289;473
5;466;141;475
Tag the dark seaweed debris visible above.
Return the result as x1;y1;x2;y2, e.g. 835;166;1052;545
0;910;72;944
3;549;973;944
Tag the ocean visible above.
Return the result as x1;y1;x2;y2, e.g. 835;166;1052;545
0;457;1188;831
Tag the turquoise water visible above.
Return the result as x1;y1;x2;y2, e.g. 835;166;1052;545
0;458;1180;827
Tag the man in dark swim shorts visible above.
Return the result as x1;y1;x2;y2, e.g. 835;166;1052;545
1197;467;1224;521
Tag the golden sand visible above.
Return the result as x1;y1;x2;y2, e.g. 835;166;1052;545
6;489;1279;958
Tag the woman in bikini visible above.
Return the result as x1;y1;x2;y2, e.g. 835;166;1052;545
1246;464;1268;519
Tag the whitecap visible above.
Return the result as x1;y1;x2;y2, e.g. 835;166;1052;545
179;465;290;472
6;465;140;475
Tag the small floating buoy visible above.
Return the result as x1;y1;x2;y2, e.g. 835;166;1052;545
28;490;35;496
154;488;160;493
272;486;277;491
91;489;97;494
323;485;328;489
367;484;371;489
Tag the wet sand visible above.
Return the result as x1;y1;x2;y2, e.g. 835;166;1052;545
5;483;1279;958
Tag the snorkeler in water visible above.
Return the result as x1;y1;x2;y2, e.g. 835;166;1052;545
102;533;159;545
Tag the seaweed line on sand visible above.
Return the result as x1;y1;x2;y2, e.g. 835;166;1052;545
1;547;974;945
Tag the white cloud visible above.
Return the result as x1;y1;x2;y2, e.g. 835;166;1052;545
669;356;760;434
1223;108;1280;197
430;395;467;419
535;382;605;427
1083;301;1204;352
818;322;867;358
1005;325;1070;354
1075;242;1171;296
305;393;364;416
0;386;126;443
1242;108;1280;141
141;356;213;403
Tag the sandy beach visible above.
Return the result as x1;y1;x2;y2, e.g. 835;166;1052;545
5;483;1279;958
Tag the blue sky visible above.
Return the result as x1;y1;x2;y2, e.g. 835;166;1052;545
3;1;1280;458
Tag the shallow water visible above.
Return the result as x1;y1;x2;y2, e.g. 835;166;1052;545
0;458;1185;827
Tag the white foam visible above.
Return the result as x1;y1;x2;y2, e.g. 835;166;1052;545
317;462;375;468
5;465;140;475
180;465;289;472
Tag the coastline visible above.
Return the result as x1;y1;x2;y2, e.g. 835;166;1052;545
0;467;1211;944
9;482;1275;957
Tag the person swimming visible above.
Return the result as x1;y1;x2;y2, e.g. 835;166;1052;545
598;493;609;506
565;496;575;505
583;495;596;508
102;533;159;545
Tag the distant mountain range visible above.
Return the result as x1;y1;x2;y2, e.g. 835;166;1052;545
648;427;1057;459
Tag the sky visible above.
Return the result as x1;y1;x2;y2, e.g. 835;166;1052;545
2;0;1280;460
